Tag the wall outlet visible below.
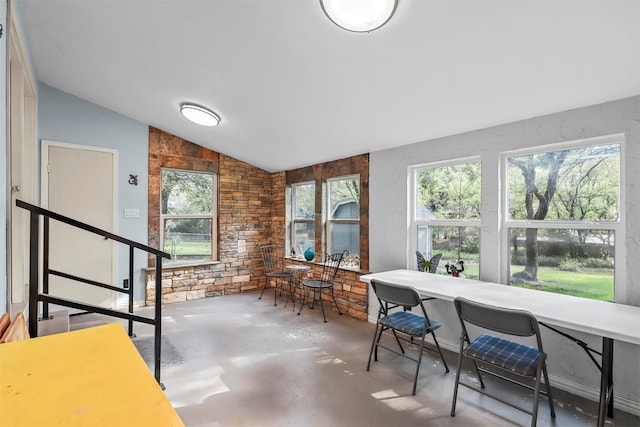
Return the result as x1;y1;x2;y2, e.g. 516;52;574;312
123;279;129;289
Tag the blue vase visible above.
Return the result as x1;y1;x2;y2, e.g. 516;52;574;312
304;248;315;261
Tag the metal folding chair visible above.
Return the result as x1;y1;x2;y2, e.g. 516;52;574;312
451;297;556;427
367;279;449;395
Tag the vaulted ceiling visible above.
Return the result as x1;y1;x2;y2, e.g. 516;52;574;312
19;0;640;172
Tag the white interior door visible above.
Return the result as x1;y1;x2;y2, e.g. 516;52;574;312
42;142;118;310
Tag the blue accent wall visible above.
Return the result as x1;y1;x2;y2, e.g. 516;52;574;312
38;84;150;304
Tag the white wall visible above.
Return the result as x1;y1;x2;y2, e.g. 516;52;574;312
37;84;150;305
369;96;640;413
0;0;8;313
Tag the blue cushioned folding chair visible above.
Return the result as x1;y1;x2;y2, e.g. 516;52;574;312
451;297;556;427
366;280;449;395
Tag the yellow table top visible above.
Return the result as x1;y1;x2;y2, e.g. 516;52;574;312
0;322;184;427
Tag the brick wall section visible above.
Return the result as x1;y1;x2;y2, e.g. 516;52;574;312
146;127;368;320
285;258;368;321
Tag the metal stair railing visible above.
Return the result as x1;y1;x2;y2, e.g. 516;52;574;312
17;200;171;386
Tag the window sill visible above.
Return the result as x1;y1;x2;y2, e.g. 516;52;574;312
145;260;221;272
284;256;369;275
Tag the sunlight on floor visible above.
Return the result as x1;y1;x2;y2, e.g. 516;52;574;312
315;352;345;365
165;364;229;408
371;389;425;411
230;352;281;368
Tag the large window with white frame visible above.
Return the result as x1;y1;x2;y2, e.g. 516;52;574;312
161;168;218;264
326;175;360;266
503;135;623;301
289;182;315;255
411;159;481;278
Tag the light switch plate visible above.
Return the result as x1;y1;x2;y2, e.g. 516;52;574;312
124;208;140;218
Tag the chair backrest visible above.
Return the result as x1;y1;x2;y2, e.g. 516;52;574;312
428;253;442;273
453;297;540;338
259;244;286;273
416;251;426;271
371;279;421;309
318;250;348;284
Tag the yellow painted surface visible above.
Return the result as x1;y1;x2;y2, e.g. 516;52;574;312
0;323;184;426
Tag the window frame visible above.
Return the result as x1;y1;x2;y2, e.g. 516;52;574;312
325;174;361;260
289;181;316;256
159;167;219;265
409;157;482;272
499;133;626;302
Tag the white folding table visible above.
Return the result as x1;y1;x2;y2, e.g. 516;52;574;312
360;269;640;427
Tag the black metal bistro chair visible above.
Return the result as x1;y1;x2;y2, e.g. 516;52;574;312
367;279;449;395
258;245;293;306
297;250;347;322
451;297;556;427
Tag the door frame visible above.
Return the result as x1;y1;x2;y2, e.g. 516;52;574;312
41;140;119;309
7;2;38;317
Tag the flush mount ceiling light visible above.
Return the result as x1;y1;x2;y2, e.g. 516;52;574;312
320;0;397;33
180;103;220;127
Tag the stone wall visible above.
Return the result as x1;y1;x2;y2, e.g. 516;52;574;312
285;258;368;321
146;127;368;320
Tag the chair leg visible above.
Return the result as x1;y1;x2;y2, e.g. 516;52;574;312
450;338;466;416
429;330;450;373
273;277;279;306
543;363;556;419
297;286;308;316
318;289;328;323
373;325;390;361
284;276;294;309
367;323;383;371
391;330;405;354
329;287;342;315
258;276;269;300
412;335;426;395
531;364;544;427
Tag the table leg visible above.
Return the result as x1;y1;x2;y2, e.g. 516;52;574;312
597;337;614;427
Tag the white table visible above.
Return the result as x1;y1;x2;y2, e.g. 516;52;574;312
360;269;640;427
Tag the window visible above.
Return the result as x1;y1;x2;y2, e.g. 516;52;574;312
411;159;481;278
504;137;621;301
289;182;315;255
161;168;217;264
286;175;362;269
327;175;360;266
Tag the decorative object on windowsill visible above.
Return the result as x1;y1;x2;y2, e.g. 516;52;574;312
342;254;360;269
304;247;315;261
445;260;465;277
418;259;433;272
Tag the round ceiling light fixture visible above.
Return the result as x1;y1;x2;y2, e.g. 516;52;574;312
180;103;220;127
320;0;397;33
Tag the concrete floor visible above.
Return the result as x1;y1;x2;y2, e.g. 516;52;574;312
71;291;639;427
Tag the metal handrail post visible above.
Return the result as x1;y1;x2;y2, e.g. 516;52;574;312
128;246;135;337
42;217;50;320
28;211;40;337
154;255;163;386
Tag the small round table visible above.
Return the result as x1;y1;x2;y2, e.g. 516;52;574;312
286;265;311;311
